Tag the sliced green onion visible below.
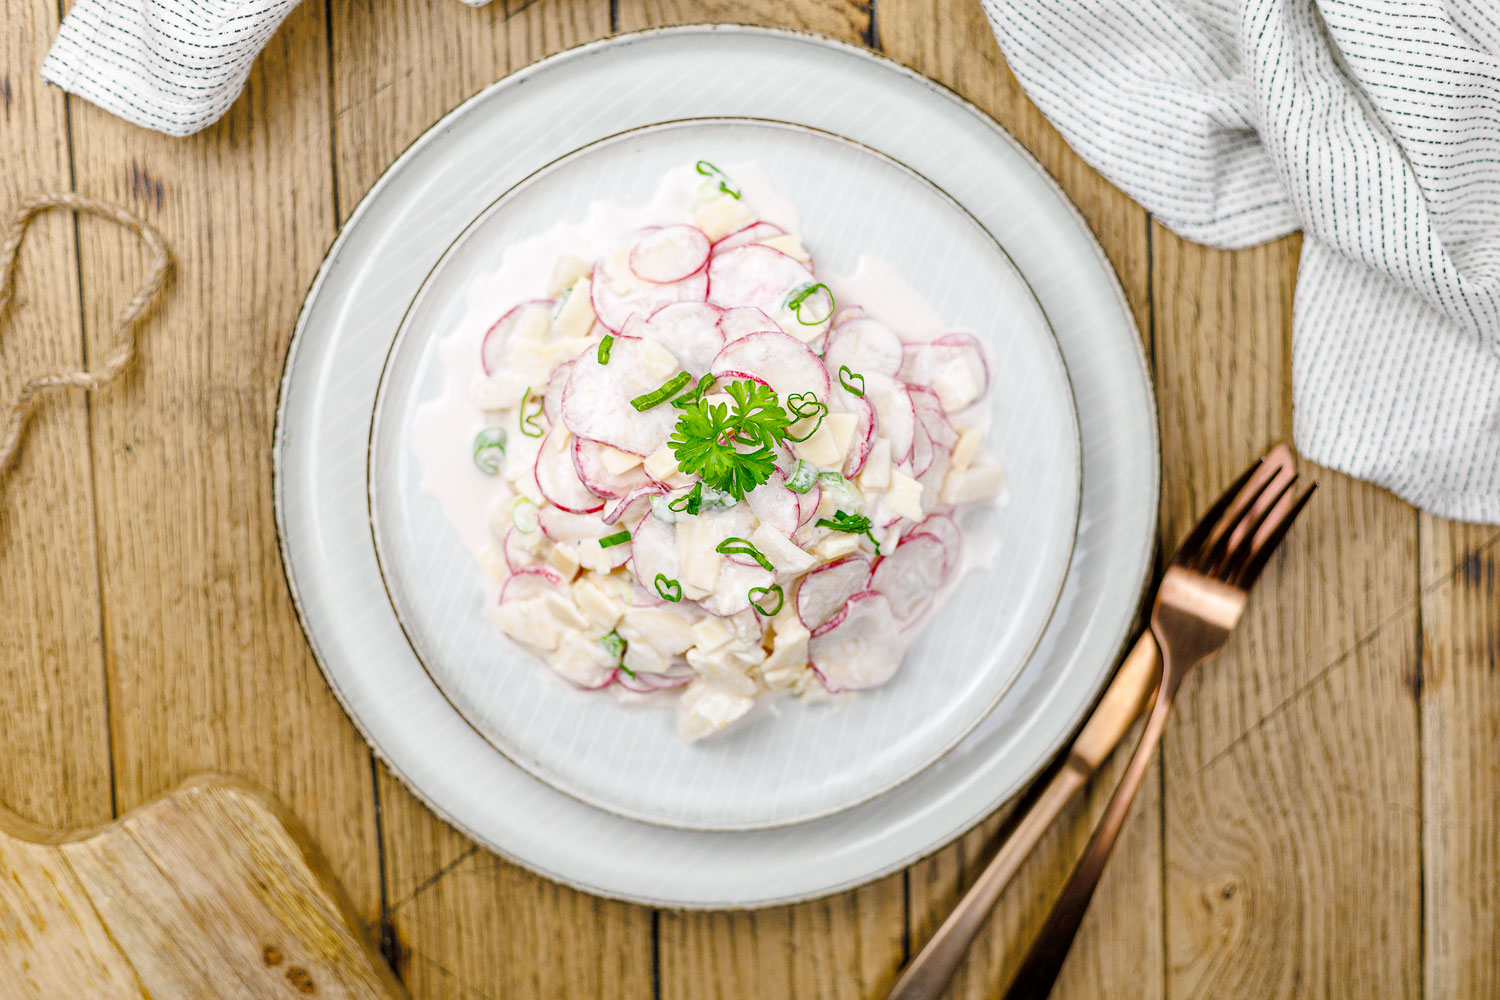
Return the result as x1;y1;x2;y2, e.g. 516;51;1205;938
519;387;545;438
667;482;704;516
670;373;717;409
816;509;881;554
649;494;679;524
511;497;539;533
631;371;693;411
783;392;828;442
716;536;774;572
472;427;507;474
817;471;865;511
597;630;626;660
785;460;819;494
748;584;785;617
599;529;632;549
695;160;741;199
654;574;683;603
699;485;739;513
597;334;614;365
786;282;834;327
838;366;866;397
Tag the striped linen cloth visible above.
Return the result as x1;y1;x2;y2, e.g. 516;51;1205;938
40;0;1500;521
984;0;1500;523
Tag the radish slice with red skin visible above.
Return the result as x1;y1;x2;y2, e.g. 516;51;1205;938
481;299;553;376
808;591;904;691
821;317;904;378
717;306;780;343
706;245;817;317
630;225;711;284
910;422;935;478
617;670;693;693
797;554;872;632
572;437;652;499
899;333;990;411
870;534;947;619
537;505;631;570
542;360;572;429
863;371;917;463
710;330;831;402
911;514;961;573
917;442;952;499
699;560;775;617
828;383;877;477
710;222;783;256
601;482;667;526
637;301;725;371
745;482;800;537
591;260;709;333
499;565;565;603
907;384;959;449
534;433;604;514
630;514;680;595
561;336;682;456
795;481;821;526
574;668;620;691
503;527;541;573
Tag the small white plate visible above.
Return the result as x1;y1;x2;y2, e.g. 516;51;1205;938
275;26;1159;907
369;118;1081;831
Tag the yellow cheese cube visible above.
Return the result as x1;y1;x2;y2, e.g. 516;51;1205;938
951;427;984;471
885;469;926;522
811;532;861;561
694;196;756;242
792;421;843;467
598;444;645;476
644;446;683;483
857;437;893;491
551;278;596;339
757;233;812;263
572;577;624;631
941;460;1006;506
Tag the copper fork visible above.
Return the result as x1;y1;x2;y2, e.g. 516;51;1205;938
993;444;1315;999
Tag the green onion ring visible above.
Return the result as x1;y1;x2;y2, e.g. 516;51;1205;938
786;282;834;327
599;530;631;549
838;366;866;397
518;387;545;437
748;584;785;617
654;574;683;603
597;334;614;365
695;160;741;199
716;537;775;572
631;371;693;411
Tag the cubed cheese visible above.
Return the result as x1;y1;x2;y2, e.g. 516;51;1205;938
694;196;756;242
690;616;735;653
539;590;591;632
619;607;697;656
548;254;590;296
811;532;862;561
676;518;724;595
941;459;1006;506
551;278;596;339
751;523;817;574
543;541;581;579
508;339;555;384
598;444;645;476
515;302;551;341
757;233;812;263
762;616;810;676
492;597;563;652
951;427;984;471
677;679;755;742
548;631;617;688
792;421;844;467
603;247;639;294
477;545;507;585
857;438;892;491
574;539;618;574
884;469;925;522
622;641;671;677
472;372;529;411
826;413;859;459
643;446;682;482
684;648;759;697
813;488;843;522
572;577;624;631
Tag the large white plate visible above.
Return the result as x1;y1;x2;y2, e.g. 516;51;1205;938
275;26;1159;907
369;117;1081;831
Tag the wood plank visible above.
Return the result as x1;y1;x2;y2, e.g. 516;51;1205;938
1420;517;1500;999
60;0;383;930
877;1;1160;996
1152;230;1422;999
615;0;870;39
325;1;652;996
0;0;114;832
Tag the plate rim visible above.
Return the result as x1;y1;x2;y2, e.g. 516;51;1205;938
273;23;1162;908
364;113;1084;832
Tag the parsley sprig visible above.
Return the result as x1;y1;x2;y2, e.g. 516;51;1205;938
668;379;796;500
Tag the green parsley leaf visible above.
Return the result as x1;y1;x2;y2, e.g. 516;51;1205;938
667;379;797;500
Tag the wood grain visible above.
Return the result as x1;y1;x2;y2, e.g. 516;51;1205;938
0;776;407;1000
58;0;383;927
0;0;114;834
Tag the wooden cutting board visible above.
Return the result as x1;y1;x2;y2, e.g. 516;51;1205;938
0;775;407;999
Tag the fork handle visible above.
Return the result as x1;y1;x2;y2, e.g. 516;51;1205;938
1000;659;1186;1000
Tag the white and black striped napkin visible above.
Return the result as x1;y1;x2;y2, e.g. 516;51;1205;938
39;0;1500;521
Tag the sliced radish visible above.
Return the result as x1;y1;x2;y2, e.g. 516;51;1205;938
796;555;872;632
602;482;667;526
794;481;821;525
503;527;541;572
561;336;682;456
910;422;935;478
717;306;780;343
534;433;604;514
870;534;947;619
917;441;951;498
591;258;709;333
908;384;959;449
710;330;830;402
808;591;904;691
542;360;572;428
828;383;877;477
573;437;652;499
700;560;775;617
617;669;694;693
864;372;917;464
684;505;758;564
637;301;725;371
821;317;904;378
707;245;816;316
710;222;783;256
899;333;990;411
481;299;553;376
745;482;800;536
499;565;564;603
537;505;631;570
910;514;961;571
630;514;680;594
630;225;711;284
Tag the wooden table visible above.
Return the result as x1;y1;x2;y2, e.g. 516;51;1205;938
2;1;1495;997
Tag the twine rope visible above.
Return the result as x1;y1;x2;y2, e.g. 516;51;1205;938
0;192;172;479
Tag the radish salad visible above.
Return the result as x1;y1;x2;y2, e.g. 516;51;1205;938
422;162;1005;742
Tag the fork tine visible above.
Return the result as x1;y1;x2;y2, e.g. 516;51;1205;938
1231;483;1318;588
1170;459;1262;568
1216;472;1299;580
1192;465;1286;574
